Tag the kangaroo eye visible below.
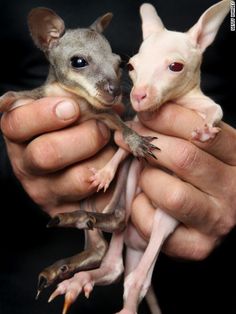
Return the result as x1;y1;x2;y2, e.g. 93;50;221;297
71;56;88;68
168;62;184;72
127;63;134;71
60;265;69;273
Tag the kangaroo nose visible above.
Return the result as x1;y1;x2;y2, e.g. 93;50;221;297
132;89;147;103
106;82;121;97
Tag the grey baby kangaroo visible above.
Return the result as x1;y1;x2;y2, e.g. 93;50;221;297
0;7;158;160
0;6;159;311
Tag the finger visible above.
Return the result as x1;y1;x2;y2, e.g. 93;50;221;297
162;225;219;260
46;182;115;217
1;136;26;180
1;97;80;142
22;146;115;210
23;119;110;174
115;122;231;197
47;146;115;201
138;103;236;165
131;193;155;242
139;167;225;236
131;193;219;260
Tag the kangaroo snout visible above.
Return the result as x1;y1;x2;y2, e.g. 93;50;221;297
99;80;121;105
131;86;154;112
105;81;121;97
132;88;147;103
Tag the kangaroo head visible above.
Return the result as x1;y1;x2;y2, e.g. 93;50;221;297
128;0;230;112
28;8;122;109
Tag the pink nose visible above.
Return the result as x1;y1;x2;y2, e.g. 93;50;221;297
132;89;147;103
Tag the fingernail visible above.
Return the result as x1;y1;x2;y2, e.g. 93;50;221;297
55;101;78;120
139;111;156;121
96;121;110;140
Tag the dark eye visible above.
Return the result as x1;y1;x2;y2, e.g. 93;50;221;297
71;56;88;69
168;62;184;72
60;265;69;273
127;63;134;71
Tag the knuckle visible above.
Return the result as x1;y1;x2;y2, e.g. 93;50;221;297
10;159;27;181
187;234;216;261
172;142;199;172
0;111;22;140
190;241;213;261
26;139;61;172
212;211;235;237
22;179;49;206
166;186;188;212
89;120;109;148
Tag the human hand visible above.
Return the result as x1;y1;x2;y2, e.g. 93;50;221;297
0;97;115;217
115;103;236;260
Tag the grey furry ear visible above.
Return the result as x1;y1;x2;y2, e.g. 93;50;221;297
90;12;113;33
28;7;65;51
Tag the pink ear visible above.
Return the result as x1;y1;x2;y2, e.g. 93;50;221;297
140;3;165;39
188;0;230;52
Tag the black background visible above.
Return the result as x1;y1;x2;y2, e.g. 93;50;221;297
0;1;235;314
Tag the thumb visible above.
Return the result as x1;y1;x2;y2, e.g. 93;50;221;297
1;97;80;142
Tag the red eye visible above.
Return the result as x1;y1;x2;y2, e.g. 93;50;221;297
168;62;184;72
127;63;134;71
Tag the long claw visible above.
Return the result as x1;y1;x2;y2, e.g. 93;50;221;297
62;294;73;314
150;143;161;151
145;136;158;141
48;289;62;303
84;282;93;299
104;183;109;193
35;289;41;300
36;275;48;299
147;150;157;160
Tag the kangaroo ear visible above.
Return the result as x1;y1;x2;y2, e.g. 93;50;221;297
188;0;230;52
28;7;65;52
140;3;165;39
90;12;113;33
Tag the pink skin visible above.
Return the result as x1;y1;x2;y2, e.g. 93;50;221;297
49;159;142;314
128;1;228;139
116;1;230;314
118;210;177;314
82;2;229;313
49;232;125;314
89;148;129;192
89;0;229;192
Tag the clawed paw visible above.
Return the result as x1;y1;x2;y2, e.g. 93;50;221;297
88;167;115;192
48;272;94;314
126;134;160;160
191;124;221;142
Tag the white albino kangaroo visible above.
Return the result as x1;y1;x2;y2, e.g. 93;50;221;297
116;1;230;314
